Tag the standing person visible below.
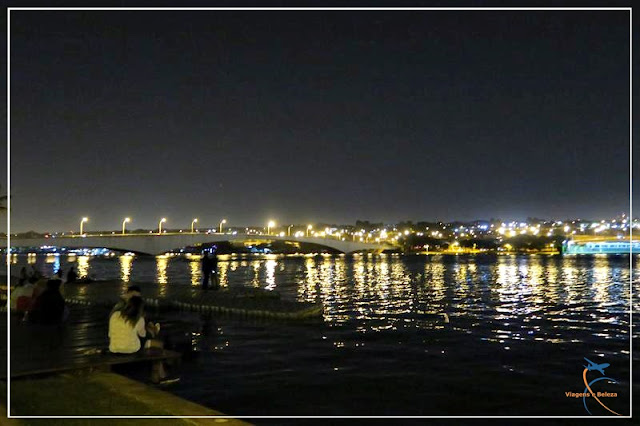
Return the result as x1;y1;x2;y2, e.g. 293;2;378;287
201;251;211;290
210;249;219;290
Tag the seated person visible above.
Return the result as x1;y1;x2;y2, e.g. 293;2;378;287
66;267;77;284
10;277;35;312
110;285;142;315
28;279;67;324
108;296;167;383
31;277;50;299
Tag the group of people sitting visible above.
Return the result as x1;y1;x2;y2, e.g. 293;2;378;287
10;266;69;324
10;267;172;383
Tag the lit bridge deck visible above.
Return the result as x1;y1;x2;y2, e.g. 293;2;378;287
7;233;394;255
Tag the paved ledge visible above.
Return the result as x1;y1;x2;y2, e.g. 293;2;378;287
92;372;249;424
2;372;250;425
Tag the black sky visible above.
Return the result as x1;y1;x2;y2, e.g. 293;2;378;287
9;9;632;232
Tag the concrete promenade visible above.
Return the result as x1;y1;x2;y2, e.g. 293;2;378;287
3;372;251;423
1;283;253;422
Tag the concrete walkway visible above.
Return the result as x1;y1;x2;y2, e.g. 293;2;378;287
2;372;250;423
94;372;250;422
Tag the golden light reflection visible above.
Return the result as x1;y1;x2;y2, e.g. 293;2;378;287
251;260;261;288
155;256;169;297
189;258;201;286
156;255;168;284
265;259;277;291
561;257;579;304
387;260;413;319
592;256;609;304
218;259;229;288
318;256;350;323
298;257;319;303
375;257;391;302
421;260;445;304
527;256;545;304
495;257;522;313
119;255;133;283
77;256;90;279
454;264;469;297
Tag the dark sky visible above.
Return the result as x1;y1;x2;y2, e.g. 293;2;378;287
9;9;632;232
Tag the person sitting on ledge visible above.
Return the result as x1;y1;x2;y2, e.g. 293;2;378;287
108;296;167;383
28;279;68;324
10;276;35;313
110;285;142;315
31;276;49;299
66;267;77;284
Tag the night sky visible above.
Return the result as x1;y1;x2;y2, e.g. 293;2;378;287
8;9;632;232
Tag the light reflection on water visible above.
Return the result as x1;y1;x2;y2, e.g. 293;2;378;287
76;255;89;279
188;259;200;287
9;254;637;340
119;255;133;283
7;253;637;416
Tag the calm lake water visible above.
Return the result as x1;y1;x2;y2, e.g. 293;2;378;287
8;253;639;417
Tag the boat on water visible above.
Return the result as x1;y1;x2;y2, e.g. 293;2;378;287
563;237;640;255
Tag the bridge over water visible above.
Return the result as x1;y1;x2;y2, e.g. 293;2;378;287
7;233;394;255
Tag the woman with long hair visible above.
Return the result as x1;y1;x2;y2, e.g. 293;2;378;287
109;296;146;353
108;296;168;383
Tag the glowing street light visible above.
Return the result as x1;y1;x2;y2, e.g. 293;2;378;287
288;224;294;236
80;217;88;235
267;220;276;235
307;224;313;237
191;218;198;233
158;218;167;234
220;219;227;233
122;217;131;235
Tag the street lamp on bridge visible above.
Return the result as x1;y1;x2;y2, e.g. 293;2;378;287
158;218;167;234
191;218;198;233
267;220;276;235
288;224;294;236
80;217;88;236
220;219;227;233
122;217;130;235
307;224;313;237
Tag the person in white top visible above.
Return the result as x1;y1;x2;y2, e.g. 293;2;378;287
108;296;167;383
109;296;147;353
10;278;35;312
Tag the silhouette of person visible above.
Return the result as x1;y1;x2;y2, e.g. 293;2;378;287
210;249;219;290
201;251;211;290
29;279;67;324
66;267;77;284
